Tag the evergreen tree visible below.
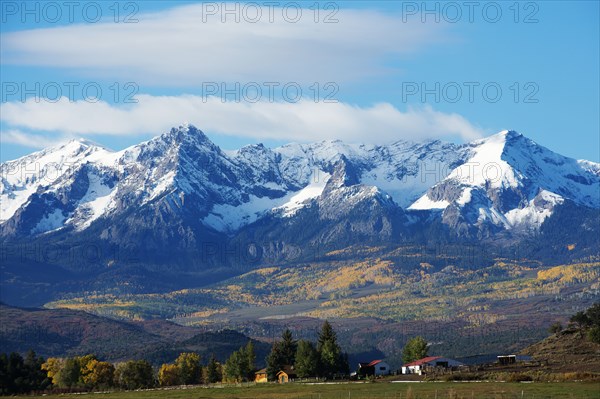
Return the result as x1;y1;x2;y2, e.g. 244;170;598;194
585;302;600;326
317;321;336;353
548;321;562;334
23;350;50;391
0;351;50;394
316;321;344;378
266;342;285;381
244;341;256;380
588;326;600;344
266;329;297;381
570;311;591;337
280;329;297;365
224;343;256;383
206;354;221;383
236;345;250;382
294;340;318;378
224;350;241;382
319;340;341;377
340;352;350;375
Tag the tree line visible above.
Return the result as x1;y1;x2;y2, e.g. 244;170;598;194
0;320;350;394
0;350;50;394
0;350;221;394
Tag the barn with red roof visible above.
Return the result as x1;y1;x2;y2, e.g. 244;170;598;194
401;356;464;375
357;359;391;376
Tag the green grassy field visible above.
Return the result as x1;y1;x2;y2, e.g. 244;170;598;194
26;381;600;399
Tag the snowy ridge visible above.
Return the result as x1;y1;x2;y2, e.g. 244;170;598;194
1;126;598;237
0;139;113;223
409;130;600;230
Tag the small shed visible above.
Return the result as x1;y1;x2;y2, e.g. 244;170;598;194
497;355;532;365
497;355;516;365
276;365;297;383
254;368;268;383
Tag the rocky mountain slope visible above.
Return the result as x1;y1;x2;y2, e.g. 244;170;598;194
1;126;598;305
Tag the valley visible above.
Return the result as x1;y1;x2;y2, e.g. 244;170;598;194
44;256;600;367
1;126;599;370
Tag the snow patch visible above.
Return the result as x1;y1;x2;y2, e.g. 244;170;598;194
456;187;472;206
448;130;519;189
145;171;176;202
204;195;282;232
408;195;450;210
504;190;564;229
276;172;331;216
30;209;66;235
71;172;118;230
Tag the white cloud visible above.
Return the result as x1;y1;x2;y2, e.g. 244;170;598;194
0;4;450;86
0;94;483;144
0;128;67;149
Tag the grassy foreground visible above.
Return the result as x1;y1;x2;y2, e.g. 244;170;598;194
26;381;600;399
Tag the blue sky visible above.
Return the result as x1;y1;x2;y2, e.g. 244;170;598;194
1;1;598;162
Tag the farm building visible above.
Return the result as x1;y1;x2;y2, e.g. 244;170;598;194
276;365;297;383
401;356;464;375
254;368;268;383
497;355;532;365
357;360;391;377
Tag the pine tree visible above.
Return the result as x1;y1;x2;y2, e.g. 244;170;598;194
317;321;336;353
316;321;344;378
266;329;298;381
224;351;241;382
206;354;221;384
295;340;318;378
244;341;256;380
280;329;297;365
266;342;285;381
224;344;254;382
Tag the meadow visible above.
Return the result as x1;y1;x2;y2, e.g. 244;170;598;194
25;381;600;399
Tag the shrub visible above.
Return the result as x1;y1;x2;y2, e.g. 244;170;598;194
549;321;563;334
506;373;533;382
443;373;483;381
588;326;600;344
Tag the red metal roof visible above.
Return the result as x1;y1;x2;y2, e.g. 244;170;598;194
367;360;383;366
403;356;442;367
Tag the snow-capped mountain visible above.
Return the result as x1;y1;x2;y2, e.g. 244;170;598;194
2;125;599;306
1;126;598;245
0;125;464;236
409;130;600;235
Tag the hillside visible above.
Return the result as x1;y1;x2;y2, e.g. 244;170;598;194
521;329;600;373
44;260;600;368
0;304;270;366
48;259;600;323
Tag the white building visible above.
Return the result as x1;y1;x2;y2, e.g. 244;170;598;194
401;356;464;375
358;360;391;376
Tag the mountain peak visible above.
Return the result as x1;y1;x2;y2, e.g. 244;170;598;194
66;137;109;151
498;129;521;138
156;124;213;148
